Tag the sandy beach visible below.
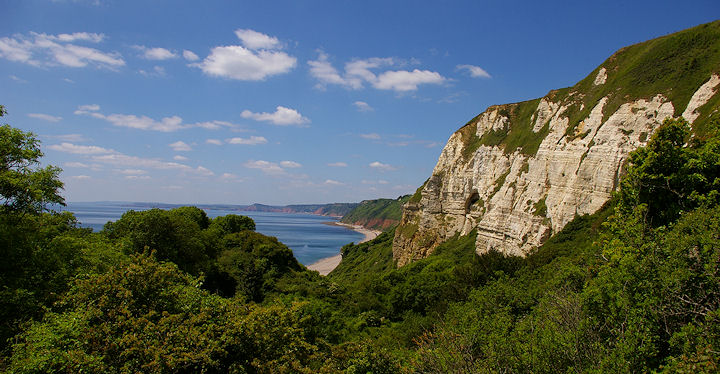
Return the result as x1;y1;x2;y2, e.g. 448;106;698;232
306;223;381;275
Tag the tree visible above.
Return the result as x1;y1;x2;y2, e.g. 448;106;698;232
0;106;64;213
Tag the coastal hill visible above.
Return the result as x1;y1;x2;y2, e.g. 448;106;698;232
394;20;720;266
339;195;410;231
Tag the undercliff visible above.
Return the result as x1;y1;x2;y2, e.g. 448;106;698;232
393;20;720;266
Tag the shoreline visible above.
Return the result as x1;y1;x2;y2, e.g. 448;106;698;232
307;223;381;276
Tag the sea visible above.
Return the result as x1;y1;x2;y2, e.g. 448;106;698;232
61;202;364;265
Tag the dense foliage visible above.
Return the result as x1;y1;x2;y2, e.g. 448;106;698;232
1;115;719;372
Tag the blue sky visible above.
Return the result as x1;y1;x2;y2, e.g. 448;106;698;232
1;0;718;205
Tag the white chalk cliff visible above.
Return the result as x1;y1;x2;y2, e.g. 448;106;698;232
393;67;720;266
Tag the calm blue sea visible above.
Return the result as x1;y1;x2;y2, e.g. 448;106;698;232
61;202;364;265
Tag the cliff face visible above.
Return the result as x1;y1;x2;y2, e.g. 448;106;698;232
393;21;720;266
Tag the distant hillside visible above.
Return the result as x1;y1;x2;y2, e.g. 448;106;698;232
240;203;358;217
340;195;410;231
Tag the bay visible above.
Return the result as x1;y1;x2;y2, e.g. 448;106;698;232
61;202;364;265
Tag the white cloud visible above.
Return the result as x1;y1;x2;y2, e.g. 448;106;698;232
48;142;114;154
133;45;177;60
241;106;309;126
220;172;239;180
374;69;445;91
307;52;352;89
91;153;213;177
324;179;344;186
0;32;124;69
75;108;240;132
457;64;491;78
353;101;373;112
182;50;199;61
75;106;187;132
125;175;151;180
362;179;390;185
280;160;301;168
327;162;347;167
69;175;91;180
173;155;188;161
169;140;192;151
244;160;286;175
63;78;75;83
48;133;88;142
64;162;90;168
227;136;267;145
360;133;381;140
77;104;100;111
234;29;280;50
138;66;166;77
196;166;214;176
118;169;147;175
28;113;62;122
308;53;445;92
53;32;104;43
9;75;27;83
193;120;237;130
369;161;397;171
193;30;296;81
206;139;223;145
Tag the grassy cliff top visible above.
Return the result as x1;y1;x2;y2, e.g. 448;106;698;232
458;20;720;158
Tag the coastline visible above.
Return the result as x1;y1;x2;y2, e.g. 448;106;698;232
307;223;381;276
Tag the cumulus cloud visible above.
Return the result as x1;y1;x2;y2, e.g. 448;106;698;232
369;161;397;171
308;52;445;92
69;175;91;180
192;30;295;81
169;140;192;151
28;113;62;122
48;142;114;154
327;162;347;167
241;106;309;126
227;136;267;145
374;69;445;91
173;155;188;161
456;64;491;78
353;101;373;112
133;45;177;60
0;31;124;69
234;29;280;50
182;49;199;61
206;139;223;145
280;160;301;168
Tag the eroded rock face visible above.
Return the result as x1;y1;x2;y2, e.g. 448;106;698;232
393;75;718;267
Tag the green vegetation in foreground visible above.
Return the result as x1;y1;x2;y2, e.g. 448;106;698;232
460;20;720;159
2;103;719;373
339;195;410;231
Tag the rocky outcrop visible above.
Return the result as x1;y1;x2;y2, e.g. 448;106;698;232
393;73;719;266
